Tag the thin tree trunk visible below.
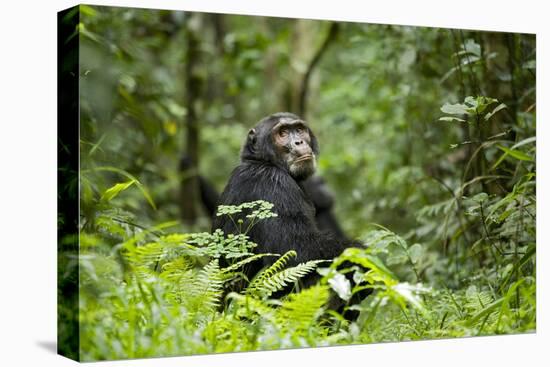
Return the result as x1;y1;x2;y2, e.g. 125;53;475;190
298;22;339;118
180;14;202;224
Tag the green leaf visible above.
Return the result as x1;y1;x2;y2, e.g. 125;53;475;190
511;136;536;149
328;273;352;301
491;153;508;171
523;60;536;69
498;245;536;293
439;116;466;123
496;145;534;162
484;103;507;121
408;243;423;264
79;4;98;17
470;192;489;203
461;55;480;66
87;166;157;210
441;102;469;115
100;180;136;202
391;282;428;312
337;248;398;281
463;39;481;57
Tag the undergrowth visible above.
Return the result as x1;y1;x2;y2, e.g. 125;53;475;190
73;164;535;361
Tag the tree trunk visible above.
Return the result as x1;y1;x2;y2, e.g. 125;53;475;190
298;22;339;118
180;14;202;224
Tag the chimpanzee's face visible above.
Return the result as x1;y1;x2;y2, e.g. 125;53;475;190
271;117;316;180
241;112;320;180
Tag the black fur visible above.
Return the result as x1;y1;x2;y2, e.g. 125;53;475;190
302;175;348;241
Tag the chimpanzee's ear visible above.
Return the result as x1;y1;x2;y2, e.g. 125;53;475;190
241;128;257;160
247;128;256;144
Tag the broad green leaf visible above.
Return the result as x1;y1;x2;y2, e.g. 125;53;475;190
328;273;352;301
441;102;469;115
464;96;477;106
100;180;136;202
463;39;481;57
337;248;398;280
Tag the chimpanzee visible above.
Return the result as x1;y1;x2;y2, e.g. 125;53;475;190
212;112;364;294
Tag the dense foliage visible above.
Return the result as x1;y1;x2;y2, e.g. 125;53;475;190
58;5;536;361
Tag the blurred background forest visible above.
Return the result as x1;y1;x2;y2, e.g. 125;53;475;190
60;4;536;361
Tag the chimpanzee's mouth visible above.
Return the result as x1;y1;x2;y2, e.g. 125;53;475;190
293;155;313;163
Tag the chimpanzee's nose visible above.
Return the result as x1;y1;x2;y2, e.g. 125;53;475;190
294;139;303;146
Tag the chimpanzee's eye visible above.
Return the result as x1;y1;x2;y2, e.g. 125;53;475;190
296;127;304;134
279;128;288;137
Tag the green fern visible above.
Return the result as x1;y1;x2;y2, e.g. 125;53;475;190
221;253;276;274
247;251;325;298
121;242;168;282
226;292;277;323
185;259;225;318
124;242;165;267
247;250;296;294
160;257;195;304
276;285;329;331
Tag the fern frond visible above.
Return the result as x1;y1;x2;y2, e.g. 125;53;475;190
124;242;162;266
221;253;277;274
120;242;168;283
130;265;158;283
276;285;329;331
160;258;193;280
248;259;325;298
186;259;225;316
160;258;195;304
248;250;296;291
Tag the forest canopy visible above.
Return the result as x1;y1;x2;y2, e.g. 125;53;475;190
58;5;536;361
